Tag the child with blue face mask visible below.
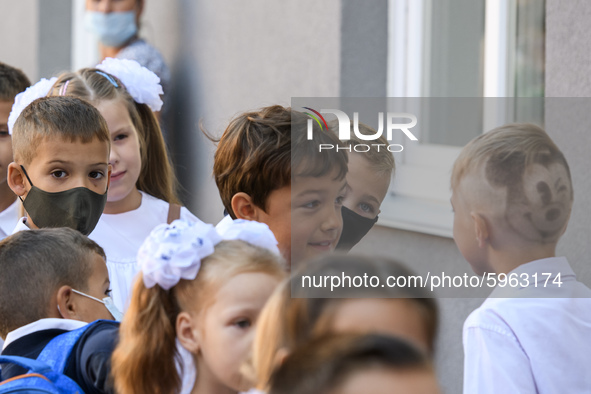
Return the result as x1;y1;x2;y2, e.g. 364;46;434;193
84;0;172;137
0;228;121;394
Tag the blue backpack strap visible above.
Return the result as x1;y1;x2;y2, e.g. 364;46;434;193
0;355;85;393
36;320;101;373
0;355;52;375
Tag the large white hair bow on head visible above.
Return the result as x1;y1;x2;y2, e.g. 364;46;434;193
96;57;163;112
215;218;280;255
138;219;280;290
138;220;221;290
7;77;58;134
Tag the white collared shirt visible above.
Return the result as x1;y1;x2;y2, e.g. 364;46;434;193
88;191;199;313
0;199;20;239
2;318;87;351
215;214;234;233
11;216;30;235
463;257;591;394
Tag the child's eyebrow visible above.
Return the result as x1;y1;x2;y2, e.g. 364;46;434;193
295;189;327;197
47;159;72;165
360;194;380;205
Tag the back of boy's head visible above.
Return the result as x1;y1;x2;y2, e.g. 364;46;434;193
113;239;285;394
213;105;347;219
451;123;573;244
49;69;179;203
268;333;432;394
251;254;438;389
12;96;110;166
0;228;106;338
0;62;31;101
330;120;395;176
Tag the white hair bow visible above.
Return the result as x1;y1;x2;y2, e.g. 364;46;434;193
7;77;58;134
138;219;279;290
96;58;163;112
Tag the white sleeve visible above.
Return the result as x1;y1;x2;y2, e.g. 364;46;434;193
463;320;537;394
180;206;201;223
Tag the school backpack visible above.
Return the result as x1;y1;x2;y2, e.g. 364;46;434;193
0;321;100;393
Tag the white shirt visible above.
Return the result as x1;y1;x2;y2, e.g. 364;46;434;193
88;191;200;312
10;216;30;234
215;213;233;232
0;199;20;239
3;318;86;351
463;257;591;394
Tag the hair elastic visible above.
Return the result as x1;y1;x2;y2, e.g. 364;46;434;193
59;80;70;96
95;71;119;88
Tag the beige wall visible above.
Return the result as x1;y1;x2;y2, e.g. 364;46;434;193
173;0;342;223
0;0;39;81
2;1;590;393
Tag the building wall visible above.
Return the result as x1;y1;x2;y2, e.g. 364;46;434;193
0;0;39;81
1;1;590;393
173;0;342;222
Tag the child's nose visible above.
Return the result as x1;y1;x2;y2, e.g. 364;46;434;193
97;0;113;13
321;205;343;232
109;147;119;165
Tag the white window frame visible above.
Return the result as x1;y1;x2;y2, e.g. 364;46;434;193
382;0;517;238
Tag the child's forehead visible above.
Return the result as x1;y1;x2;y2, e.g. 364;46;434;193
208;272;280;310
31;134;109;161
0;100;13;119
292;171;347;193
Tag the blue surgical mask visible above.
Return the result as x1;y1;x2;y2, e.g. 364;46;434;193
72;289;124;322
84;10;138;48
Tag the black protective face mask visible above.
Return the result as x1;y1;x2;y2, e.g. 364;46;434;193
19;166;108;236
336;206;379;252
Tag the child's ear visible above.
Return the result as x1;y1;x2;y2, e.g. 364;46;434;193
56;285;82;321
231;192;260;221
7;162;27;197
176;311;201;354
274;347;289;367
471;212;490;248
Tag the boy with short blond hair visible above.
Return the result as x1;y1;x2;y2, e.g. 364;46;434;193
335;121;395;250
0;62;30;238
7;95;111;235
451;123;591;393
213;105;348;265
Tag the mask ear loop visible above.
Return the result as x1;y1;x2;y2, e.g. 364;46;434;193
19;165;34;187
17;165;35;204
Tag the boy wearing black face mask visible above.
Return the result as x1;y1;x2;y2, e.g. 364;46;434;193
335;122;395;251
7;96;111;236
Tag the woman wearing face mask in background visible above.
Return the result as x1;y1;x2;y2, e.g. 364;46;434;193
84;0;172;140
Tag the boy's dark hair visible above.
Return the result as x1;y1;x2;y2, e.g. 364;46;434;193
268;333;432;394
0;228;106;338
0;62;31;101
12;96;111;165
212;105;347;219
